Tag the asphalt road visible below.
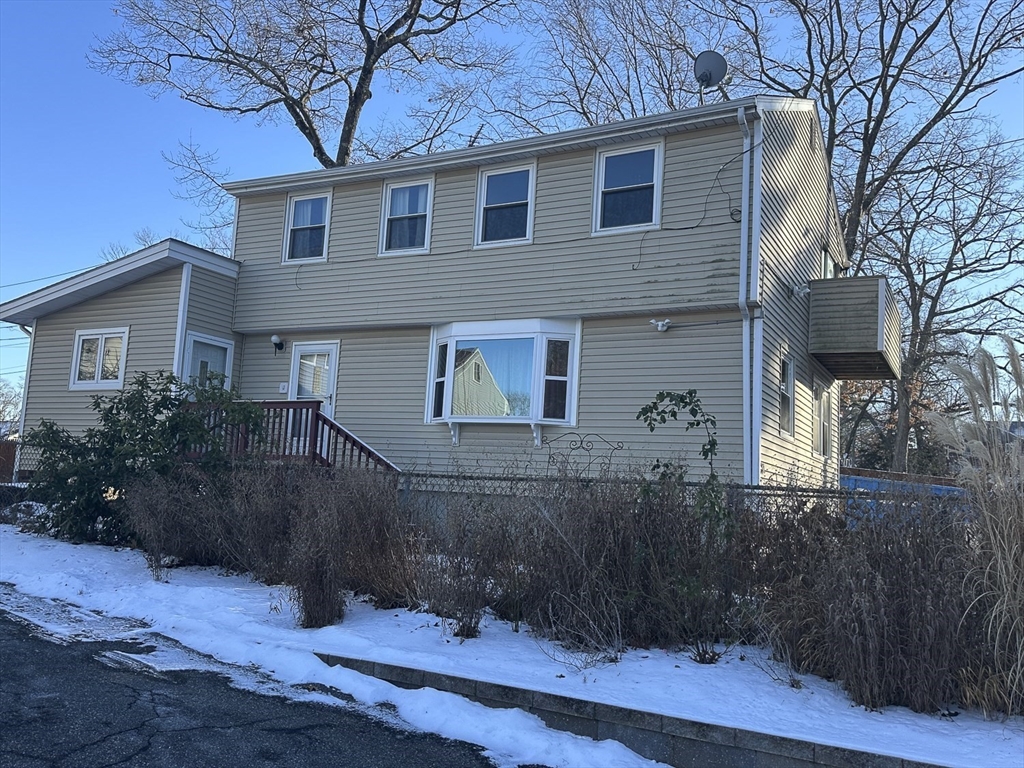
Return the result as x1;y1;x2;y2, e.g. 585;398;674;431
0;611;496;768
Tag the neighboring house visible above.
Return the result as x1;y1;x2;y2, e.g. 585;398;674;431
1;95;900;485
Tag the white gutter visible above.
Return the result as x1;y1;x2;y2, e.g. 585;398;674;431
14;321;35;479
737;107;753;485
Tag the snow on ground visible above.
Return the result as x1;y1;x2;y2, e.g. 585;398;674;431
1;525;1021;768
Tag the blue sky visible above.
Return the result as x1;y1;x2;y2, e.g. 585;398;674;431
1;0;1021;387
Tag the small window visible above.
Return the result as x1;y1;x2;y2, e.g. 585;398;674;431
594;143;663;233
427;319;579;425
381;179;433;253
283;193;330;262
477;165;534;245
70;328;128;390
812;380;833;456
780;358;795;437
821;247;836;279
185;332;234;389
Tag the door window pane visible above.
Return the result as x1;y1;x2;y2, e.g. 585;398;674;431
297;353;330;398
190;340;229;387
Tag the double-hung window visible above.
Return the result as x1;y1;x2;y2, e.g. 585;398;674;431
427;319;580;425
812;380;833;456
594;142;663;233
70;327;128;390
780;357;795;437
476;164;534;246
283;193;330;262
381;178;433;253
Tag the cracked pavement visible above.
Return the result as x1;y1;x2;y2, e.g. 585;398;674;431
0;611;496;768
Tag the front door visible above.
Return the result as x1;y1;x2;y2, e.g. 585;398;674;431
289;341;340;420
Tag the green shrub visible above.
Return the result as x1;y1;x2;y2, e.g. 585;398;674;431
26;372;263;543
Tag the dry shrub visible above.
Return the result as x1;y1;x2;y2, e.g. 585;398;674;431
929;336;1024;715
286;473;348;628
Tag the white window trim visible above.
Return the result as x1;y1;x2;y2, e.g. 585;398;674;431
379;177;434;256
425;318;581;430
592;140;664;236
184;331;235;389
474;162;536;248
780;356;795;439
281;191;332;264
69;327;129;391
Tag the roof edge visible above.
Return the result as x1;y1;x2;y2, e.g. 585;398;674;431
0;239;237;326
224;95;815;197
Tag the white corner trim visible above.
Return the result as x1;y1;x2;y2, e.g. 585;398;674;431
172;263;192;378
14;321;35;476
752;313;764;486
737;106;753;486
877;278;886;352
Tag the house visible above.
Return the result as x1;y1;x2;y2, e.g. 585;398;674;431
1;95;901;485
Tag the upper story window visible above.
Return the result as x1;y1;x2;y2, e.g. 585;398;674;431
594;142;663;233
381;178;433;254
427;319;580;425
70;327;128;390
476;164;535;246
283;192;330;262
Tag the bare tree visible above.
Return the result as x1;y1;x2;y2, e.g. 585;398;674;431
0;379;22;436
512;0;1024;472
490;0;745;135
91;0;516;168
99;226;173;262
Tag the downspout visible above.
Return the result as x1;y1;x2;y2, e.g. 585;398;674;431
14;322;35;480
750;109;765;487
737;106;753;485
172;263;192;378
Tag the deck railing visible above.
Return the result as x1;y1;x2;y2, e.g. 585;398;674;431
257;400;400;472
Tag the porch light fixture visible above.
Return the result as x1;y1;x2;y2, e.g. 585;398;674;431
650;319;672;332
271;334;284;354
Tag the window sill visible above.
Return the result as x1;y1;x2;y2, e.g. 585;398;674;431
591;222;660;237
472;237;533;250
69;381;123;392
281;256;328;265
439;419;569;447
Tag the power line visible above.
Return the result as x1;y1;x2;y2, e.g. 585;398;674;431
1;266;94;290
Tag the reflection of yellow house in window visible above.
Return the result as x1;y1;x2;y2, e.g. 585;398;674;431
452;347;510;417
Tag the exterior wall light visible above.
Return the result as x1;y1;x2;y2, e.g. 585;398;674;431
650;319;672;332
271;334;284;354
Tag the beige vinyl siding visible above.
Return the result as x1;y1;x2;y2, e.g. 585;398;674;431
185;265;243;384
231;126;746;334
21;266;183;437
755;109;839;485
236;313;744;478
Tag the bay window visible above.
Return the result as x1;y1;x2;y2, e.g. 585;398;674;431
427;319;580;426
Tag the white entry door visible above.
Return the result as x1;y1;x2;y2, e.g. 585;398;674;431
289;341;340;420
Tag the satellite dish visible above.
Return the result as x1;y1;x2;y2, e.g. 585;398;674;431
694;50;729;104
